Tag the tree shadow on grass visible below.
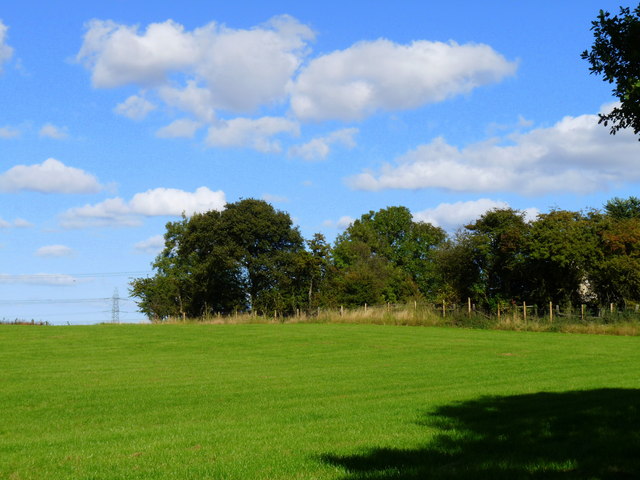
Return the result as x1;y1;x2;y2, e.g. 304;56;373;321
321;389;640;479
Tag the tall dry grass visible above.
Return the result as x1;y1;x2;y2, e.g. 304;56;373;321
154;303;640;336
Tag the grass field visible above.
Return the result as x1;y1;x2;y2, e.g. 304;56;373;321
1;324;639;479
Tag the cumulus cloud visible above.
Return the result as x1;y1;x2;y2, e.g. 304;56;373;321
0;273;78;286
348;108;640;195
39;123;69;139
156;118;202;138
76;19;199;88
291;39;516;121
114;94;156;120
0;158;103;194
60;186;226;228
134;234;165;254
413;199;539;231
0;126;20;138
35;245;75;258
77;15;314;112
76;16;518;154
289;128;358;160
0;20;14;72
129;187;226;216
206;116;299;153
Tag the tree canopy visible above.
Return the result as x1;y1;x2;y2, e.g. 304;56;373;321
131;199;309;320
132;197;640;320
582;4;640;138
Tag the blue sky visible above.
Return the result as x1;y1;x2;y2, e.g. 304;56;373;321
1;0;638;324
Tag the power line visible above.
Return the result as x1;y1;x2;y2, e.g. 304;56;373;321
0;271;152;280
0;297;138;305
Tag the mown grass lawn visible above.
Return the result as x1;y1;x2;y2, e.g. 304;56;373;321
1;324;639;479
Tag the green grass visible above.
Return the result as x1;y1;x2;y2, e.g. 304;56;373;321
1;324;639;479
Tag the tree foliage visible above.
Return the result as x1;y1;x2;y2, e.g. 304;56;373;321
582;5;640;138
131;199;308;319
132;196;640;320
332;206;446;305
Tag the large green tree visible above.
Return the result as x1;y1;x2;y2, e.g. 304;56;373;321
582;4;640;138
332;206;446;305
461;208;530;306
131;199;309;320
525;210;601;305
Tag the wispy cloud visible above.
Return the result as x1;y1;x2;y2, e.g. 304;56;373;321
289;128;358;161
0;20;14;73
0;125;20;139
35;245;75;258
0;273;79;286
134;234;165;254
39;123;69;139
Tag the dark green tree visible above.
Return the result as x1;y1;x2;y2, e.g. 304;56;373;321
589;204;640;305
604;195;640;218
582;5;640;137
306;233;335;309
462;208;530;306
332;206;446;305
130;199;309;320
525;210;600;305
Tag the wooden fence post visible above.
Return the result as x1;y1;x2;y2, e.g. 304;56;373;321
581;304;585;322
442;300;446;318
523;301;527;322
467;297;471;316
549;302;553;322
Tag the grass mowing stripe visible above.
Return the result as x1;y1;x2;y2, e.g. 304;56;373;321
1;324;639;479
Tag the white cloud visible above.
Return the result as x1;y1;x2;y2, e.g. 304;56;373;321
77;15;314;113
60;186;226;228
206;116;299;153
76;19;200;88
413;199;516;230
114;94;156;120
134;234;165;254
348;108;640;195
35;245;75;258
0;158;103;194
39;123;69;139
158;81;216;122
261;193;288;203
129;186;226;216
0;126;20;138
156;118;202;138
323;215;354;230
291;39;517;121
13;218;33;228
0;20;14;72
0;217;33;229
289;128;358;161
0;273;79;286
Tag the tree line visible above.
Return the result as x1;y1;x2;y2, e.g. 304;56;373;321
130;196;640;320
